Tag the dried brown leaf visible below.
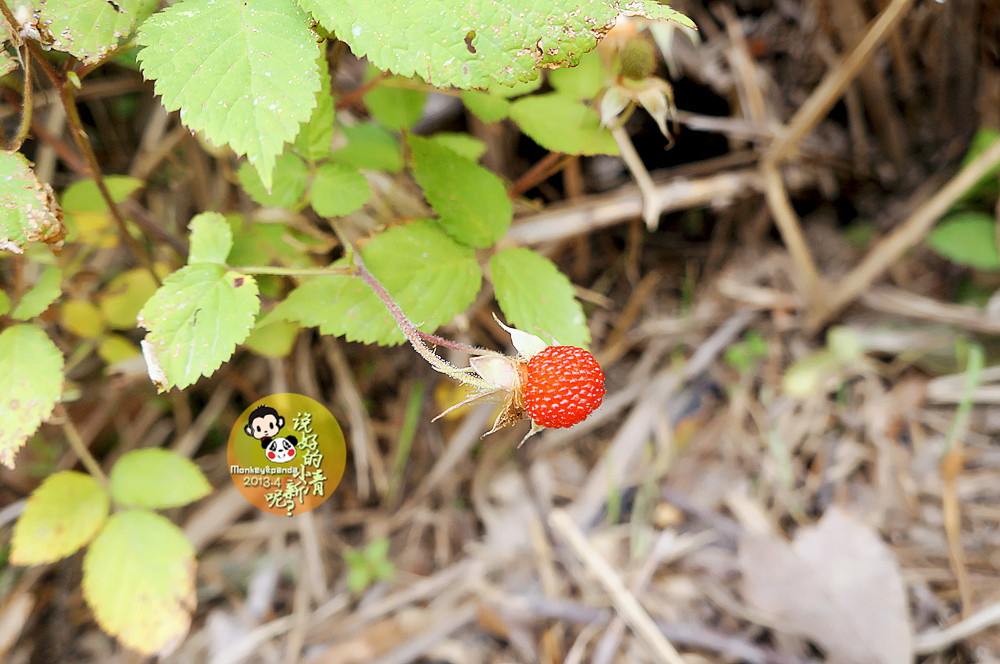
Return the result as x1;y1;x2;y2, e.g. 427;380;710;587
739;507;912;664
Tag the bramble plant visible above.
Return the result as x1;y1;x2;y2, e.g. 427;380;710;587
0;0;692;654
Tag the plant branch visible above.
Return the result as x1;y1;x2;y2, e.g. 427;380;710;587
228;264;354;277
8;44;32;150
55;404;109;489
417;330;502;357
21;34;161;286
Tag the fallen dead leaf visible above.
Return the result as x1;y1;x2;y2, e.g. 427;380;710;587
738;506;912;664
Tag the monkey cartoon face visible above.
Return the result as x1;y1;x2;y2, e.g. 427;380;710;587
245;405;284;442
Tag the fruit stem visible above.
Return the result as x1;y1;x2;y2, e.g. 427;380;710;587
339;235;495;392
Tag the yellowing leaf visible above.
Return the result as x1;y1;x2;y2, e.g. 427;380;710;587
98;334;140;365
0;325;64;468
83;510;196;655
109;448;211;509
11;471;109;565
61;299;105;338
99;267;163;330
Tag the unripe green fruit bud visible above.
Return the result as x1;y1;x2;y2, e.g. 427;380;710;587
620;39;656;80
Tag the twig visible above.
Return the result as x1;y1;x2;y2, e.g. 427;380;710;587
508;150;569;199
915;598;1000;653
228;264;354;277
764;0;916;165
812;137;1000;329
8;43;32;150
611;126;661;229
549;509;687;664
54;404;109;489
760;162;823;306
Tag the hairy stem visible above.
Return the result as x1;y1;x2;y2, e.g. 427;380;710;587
229;264;354;277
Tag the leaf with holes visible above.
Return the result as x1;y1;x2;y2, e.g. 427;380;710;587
271;220;481;345
491;247;589;347
137;264;259;391
38;0;156;64
408;134;510;248
300;0;693;89
0;325;64;468
83;510;196;655
11;471;109;565
0;150;65;254
137;0;322;190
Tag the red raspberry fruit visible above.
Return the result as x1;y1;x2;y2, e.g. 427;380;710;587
520;346;605;428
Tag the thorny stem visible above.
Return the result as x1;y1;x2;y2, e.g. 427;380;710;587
328;225;497;392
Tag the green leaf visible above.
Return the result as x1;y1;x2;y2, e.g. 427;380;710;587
958;129;1000;200
245;319;299;358
137;0;322;191
490;248;589;347
273;220;482;345
11;264;62;320
330;123;403;173
61;176;142;246
302;0;692;89
0;325;64;468
429;132;487;162
0;291;10;316
293;63;335;161
461;90;511;123
109;448;212;509
928;212;1000;270
0;150;65;254
408;134;511;247
137;264;260;391
83;511;196;655
510;93;618;155
10;471;109;565
363;76;427;130
237;150;309;208
187;212;233;265
549;49;606;100
98;334;141;365
37;0;146;64
309;163;371;217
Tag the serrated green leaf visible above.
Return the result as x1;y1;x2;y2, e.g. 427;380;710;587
510;93;618;155
238;150;309;208
137;264;260;391
549;49;605;100
408;134;511;247
83;510;195;655
293;63;335;160
309;162;371;217
330;123;403;173
0;150;65;254
928;213;1000;270
363;76;427;130
137;0;322;190
272;220;481;345
38;0;145;64
187;212;233;265
0;325;64;468
461;90;511;123
302;0;692;89
429;132;487;162
109;448;211;509
11;471;108;565
11;264;62;320
490;247;589;347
